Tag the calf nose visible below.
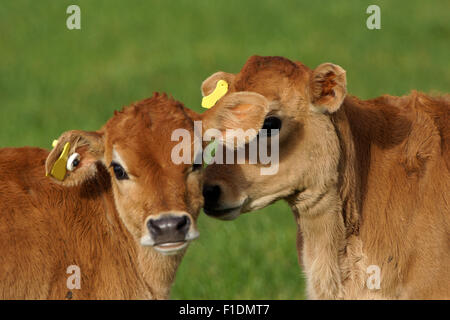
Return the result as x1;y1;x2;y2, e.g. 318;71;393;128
203;184;221;208
147;214;190;245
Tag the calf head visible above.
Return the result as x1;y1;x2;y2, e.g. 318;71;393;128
201;55;347;220
46;93;203;255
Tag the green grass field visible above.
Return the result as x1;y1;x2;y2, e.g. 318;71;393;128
0;0;448;299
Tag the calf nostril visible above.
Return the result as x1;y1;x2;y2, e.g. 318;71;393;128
203;184;221;204
147;219;160;234
176;215;188;230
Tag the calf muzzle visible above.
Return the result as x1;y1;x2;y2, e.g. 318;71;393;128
147;214;191;245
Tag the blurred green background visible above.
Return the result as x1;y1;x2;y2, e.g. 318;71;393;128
0;0;448;299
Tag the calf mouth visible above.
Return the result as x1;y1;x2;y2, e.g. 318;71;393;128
140;231;199;255
203;206;242;220
153;241;189;255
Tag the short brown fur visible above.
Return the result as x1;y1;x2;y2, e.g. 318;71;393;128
0;94;203;299
202;55;449;299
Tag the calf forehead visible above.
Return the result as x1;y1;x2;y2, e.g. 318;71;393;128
233;56;311;99
104;94;194;167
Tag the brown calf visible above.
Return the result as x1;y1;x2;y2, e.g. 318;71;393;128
201;55;450;299
0;93;203;299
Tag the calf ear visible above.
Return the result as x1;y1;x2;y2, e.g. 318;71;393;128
201;71;235;96
202;91;269;148
309;63;347;113
45;130;104;186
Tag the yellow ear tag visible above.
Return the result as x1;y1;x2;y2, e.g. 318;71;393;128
202;80;228;109
48;142;70;181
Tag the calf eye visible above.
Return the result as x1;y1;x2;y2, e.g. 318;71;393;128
110;162;129;180
66;153;80;171
261;116;282;136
